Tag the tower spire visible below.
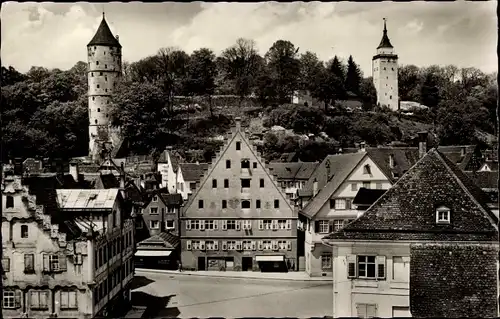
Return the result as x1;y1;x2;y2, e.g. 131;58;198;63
377;17;393;49
383;18;387;32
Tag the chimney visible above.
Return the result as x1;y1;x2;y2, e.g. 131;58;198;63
120;162;126;189
359;142;366;153
313;179;319;197
418;131;428;159
116;34;119;42
235;117;241;131
69;161;79;182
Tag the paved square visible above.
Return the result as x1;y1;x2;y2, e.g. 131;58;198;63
131;271;333;318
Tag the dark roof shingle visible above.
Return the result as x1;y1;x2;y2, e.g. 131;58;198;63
87;16;121;48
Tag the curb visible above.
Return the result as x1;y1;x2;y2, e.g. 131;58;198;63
135;268;333;282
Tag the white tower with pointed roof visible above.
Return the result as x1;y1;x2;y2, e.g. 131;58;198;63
372;18;399;111
87;13;122;161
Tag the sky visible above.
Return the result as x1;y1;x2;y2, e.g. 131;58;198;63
1;1;497;77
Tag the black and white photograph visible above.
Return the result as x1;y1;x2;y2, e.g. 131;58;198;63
1;1;498;318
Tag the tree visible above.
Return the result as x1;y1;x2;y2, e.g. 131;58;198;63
156;47;191;112
326;56;347;102
299;51;324;93
220;38;261;107
265;40;301;103
398;65;421;101
345;55;362;96
186;48;217;117
1;66;27;86
359;77;377;110
420;71;441;108
437;106;477;145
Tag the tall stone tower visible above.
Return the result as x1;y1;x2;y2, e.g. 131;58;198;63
372;18;399;111
87;13;122;161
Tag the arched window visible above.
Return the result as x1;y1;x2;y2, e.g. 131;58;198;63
242;200;251;209
6;196;14;208
21;225;28;238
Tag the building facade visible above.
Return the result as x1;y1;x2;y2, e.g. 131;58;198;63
323;149;499;318
298;152;392;277
87;13;122;160
180;118;298;272
372;18;399;111
268;162;318;201
1;173;135;319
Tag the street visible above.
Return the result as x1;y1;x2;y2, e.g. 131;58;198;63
131;271;333;318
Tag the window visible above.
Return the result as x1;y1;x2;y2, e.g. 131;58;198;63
242;200;251;209
392;256;410;282
358;256;376;278
149;207;159;216
335;199;346;210
152;196;158;202
224;179;229;188
226;160;231;169
105;89;108;92
100;72;103;76
436;206;450;224
241;179;250;188
262;240;272;250
24;254;34;273
190;182;196;191
351;183;358;192
356;304;377;318
166;220;175;229
363;182;370;189
97;108;100;112
321;254;332;269
259;179;264;188
6;196;14;208
347;255;386;280
91;72;94;77
226;220;236;230
274;200;279;209
222;200;227;209
2;290;18;309
30;291;49;309
21;225;28;238
2;258;10;272
92;96;95;101
253;162;257;169
190;220;200;230
243;240;252;250
97;84;100;89
105;76;108;81
256;200;261;209
198;200;204;209
333;220;344;231
376;182;383;190
96;61;99;65
135;219;143;229
318;221;329;233
212;179;217;188
150;220;159;229
204;220;216;230
60;291;77;309
241;159;250;169
105;64;107;68
363;164;371;175
236;141;241;150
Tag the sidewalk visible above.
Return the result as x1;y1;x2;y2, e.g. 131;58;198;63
135;268;332;282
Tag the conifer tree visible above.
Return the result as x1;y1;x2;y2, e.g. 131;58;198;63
345;55;362;96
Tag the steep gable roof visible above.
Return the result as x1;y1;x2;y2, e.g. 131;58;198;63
87;15;121;48
324;149;498;242
179;163;209;182
268;162;319;180
301;153;367;218
137;232;179;250
466;171;498;190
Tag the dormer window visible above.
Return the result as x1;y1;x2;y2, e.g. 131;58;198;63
436;206;451;224
363;164;371;175
152;195;158;202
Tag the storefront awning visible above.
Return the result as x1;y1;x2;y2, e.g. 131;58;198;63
135;250;172;257
255;255;285;262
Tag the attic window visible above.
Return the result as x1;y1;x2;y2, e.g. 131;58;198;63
153;196;158;202
236;142;241;150
436;206;451;224
241;159;250;169
6;196;14;208
253;162;257;169
242;200;251;209
363;164;371;175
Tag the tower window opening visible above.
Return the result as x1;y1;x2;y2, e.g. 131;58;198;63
95;119;98;124
100;72;103;76
384;67;386;70
105;89;108;92
105;76;107;81
92;97;95;101
390;96;392;100
105;64;107;69
94;46;96;50
97;108;100;112
386;76;388;79
97;84;100;89
107;100;110;104
96;61;99;65
106;114;109;118
91;72;94;77
392;67;394;71
104;51;106;55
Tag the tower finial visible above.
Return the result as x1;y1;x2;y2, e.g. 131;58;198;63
102;4;105;19
383;18;387;32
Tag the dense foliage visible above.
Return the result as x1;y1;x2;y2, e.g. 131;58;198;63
2;38;497;163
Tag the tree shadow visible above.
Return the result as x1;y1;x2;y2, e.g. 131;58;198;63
130;275;155;291
131;291;180;318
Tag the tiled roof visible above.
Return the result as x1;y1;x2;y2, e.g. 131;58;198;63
377;21;393;49
466;171;498;190
87;16;121;48
324;149;498;242
268;162;319;180
410;243;498;318
97;173;120;189
137;232;179;250
352;188;387;206
295;162;320;179
160;193;183;206
57;189;120;210
301;153;367;218
179;163;209;182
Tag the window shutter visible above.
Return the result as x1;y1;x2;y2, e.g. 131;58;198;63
314;221;320;233
376;256;386;280
214;221;218;230
59;253;67;271
214;241;219;251
222;241;227;251
251;241;256;250
286;220;292;230
346;199;352;210
328;221;334;233
257;241;263;250
222;220;227;230
347;255;357;278
286;241;292;251
186;220;191;230
15;290;22;308
258;220;264;230
186;240;192;250
356;304;367;318
367;304;377;318
235;221;241;231
43;254;50;272
200;220;205;230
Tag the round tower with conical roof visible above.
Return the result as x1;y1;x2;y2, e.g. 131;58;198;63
87;13;122;160
372;18;399;111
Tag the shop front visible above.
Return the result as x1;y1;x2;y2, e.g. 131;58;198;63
255;255;288;272
135;249;177;269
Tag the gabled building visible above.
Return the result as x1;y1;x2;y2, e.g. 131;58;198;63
323;148;499;318
178;162;209;199
268;162;319;200
1;172;135;318
180;117;297;272
297;152;392;277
